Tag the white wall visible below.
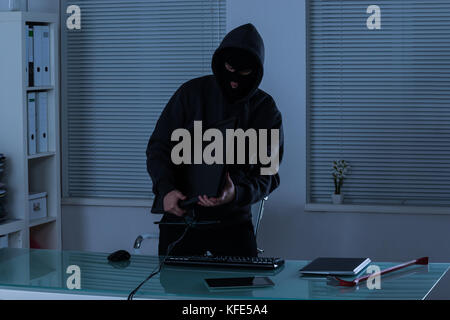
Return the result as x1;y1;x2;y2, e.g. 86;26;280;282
62;205;160;255
60;0;450;262
28;0;58;13
0;0;58;13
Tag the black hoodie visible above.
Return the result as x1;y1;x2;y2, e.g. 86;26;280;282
146;23;284;225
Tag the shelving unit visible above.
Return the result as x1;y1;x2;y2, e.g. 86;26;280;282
29;216;56;228
27;151;56;160
0;12;61;250
26;86;54;91
0;219;26;237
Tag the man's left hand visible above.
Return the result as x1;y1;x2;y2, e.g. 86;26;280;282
198;172;236;207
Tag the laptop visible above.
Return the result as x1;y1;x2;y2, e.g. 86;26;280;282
299;257;371;276
151;116;237;214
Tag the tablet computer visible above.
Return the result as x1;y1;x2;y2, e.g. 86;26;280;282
299;257;371;276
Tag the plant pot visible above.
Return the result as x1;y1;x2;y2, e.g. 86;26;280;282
332;193;344;204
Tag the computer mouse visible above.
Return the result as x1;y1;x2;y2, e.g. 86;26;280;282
107;249;131;262
108;259;130;269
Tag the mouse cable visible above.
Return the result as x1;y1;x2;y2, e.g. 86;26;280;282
127;209;197;300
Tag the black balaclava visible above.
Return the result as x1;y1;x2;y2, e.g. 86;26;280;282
216;48;259;103
211;23;265;104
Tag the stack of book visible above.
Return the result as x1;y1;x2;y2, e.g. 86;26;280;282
0;154;6;222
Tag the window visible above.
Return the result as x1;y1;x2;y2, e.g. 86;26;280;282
307;0;450;206
61;0;225;200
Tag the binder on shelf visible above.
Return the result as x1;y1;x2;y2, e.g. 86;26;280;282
36;92;48;153
41;25;50;85
33;25;43;86
26;25;34;87
27;92;37;155
33;25;51;87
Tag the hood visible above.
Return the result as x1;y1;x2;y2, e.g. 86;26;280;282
211;23;265;103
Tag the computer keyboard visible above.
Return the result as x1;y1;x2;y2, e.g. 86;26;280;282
164;255;285;270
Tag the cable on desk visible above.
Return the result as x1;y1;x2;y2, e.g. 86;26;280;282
127;209;196;300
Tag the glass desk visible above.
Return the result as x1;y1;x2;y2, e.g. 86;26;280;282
0;248;448;300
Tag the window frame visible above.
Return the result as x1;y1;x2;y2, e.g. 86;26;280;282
305;0;450;214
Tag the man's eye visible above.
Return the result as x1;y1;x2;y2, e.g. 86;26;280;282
225;63;235;72
239;69;252;76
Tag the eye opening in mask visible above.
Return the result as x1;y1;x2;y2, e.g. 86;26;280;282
238;69;252;76
224;61;253;76
224;62;236;72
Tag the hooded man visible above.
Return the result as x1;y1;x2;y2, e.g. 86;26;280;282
146;23;284;257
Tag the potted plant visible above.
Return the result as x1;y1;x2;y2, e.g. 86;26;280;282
331;160;350;204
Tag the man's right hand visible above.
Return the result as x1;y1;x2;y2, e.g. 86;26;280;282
163;190;187;217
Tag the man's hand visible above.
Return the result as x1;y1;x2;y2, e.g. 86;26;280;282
198;172;236;207
163;190;187;217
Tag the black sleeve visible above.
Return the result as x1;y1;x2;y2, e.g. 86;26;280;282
146;85;186;200
230;100;284;207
